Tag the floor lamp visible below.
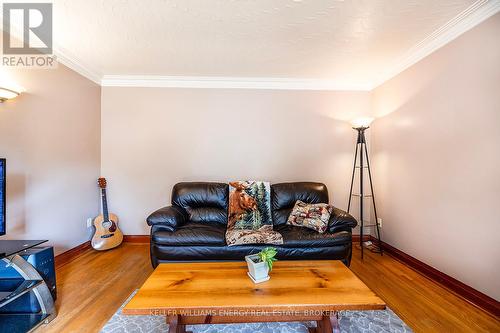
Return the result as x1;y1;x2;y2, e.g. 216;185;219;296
347;117;383;259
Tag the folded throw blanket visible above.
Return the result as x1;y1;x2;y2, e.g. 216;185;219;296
226;181;283;246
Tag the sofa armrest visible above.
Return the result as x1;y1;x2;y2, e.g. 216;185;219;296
146;205;186;230
328;207;358;233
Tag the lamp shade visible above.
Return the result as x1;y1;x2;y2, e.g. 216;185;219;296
350;117;374;129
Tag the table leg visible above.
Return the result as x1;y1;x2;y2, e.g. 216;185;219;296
330;312;340;333
166;315;189;333
316;312;340;333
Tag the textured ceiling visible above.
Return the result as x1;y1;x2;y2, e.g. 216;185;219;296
7;0;484;86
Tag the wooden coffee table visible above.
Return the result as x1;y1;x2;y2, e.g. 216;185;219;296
123;260;385;333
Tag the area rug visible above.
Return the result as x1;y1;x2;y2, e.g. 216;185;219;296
101;291;412;333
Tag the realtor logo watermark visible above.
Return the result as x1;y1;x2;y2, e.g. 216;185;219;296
2;3;57;68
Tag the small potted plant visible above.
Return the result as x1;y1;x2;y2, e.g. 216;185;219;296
245;247;277;283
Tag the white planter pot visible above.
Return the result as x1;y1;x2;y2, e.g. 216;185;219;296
245;254;270;283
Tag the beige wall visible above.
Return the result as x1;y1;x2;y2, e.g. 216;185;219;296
101;88;371;235
0;65;101;255
371;14;500;300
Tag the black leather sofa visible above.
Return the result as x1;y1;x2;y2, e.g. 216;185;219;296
147;182;358;267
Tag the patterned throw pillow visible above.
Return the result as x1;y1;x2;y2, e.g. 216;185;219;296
287;200;333;233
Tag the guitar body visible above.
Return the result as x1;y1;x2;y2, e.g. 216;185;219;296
91;213;123;251
91;177;123;251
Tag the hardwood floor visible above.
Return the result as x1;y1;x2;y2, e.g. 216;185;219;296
39;243;499;333
38;243;153;333
350;249;499;332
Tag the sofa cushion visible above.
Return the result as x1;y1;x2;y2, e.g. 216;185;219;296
152;222;226;246
276;225;350;248
271;182;329;226
287;200;333;233
188;207;227;225
172;182;229;225
273;208;292;227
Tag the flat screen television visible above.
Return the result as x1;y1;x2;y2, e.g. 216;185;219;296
0;158;5;236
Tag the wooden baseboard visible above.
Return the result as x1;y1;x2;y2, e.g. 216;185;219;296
123;235;150;243
371;236;500;318
55;241;91;269
55;235;150;268
54;235;149;268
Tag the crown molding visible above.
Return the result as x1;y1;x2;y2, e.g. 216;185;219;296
0;14;102;85
55;48;102;85
100;75;372;91
371;0;500;89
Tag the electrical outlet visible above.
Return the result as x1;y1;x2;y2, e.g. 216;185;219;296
86;217;93;228
377;218;383;228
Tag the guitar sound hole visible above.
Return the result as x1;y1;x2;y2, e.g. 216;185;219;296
102;221;112;229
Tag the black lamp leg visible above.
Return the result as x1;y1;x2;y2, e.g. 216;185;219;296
347;142;359;213
359;129;367;260
363;143;383;255
348;131;363;259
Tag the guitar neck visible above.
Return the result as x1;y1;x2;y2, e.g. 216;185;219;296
101;188;110;221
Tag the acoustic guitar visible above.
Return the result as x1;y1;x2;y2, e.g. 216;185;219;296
91;177;123;250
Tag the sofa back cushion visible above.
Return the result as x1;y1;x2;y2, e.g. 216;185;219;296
172;182;229;225
271;182;329;226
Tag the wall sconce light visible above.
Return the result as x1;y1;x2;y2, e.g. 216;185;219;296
0;86;22;102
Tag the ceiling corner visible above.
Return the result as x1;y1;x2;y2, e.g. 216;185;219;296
54;49;102;85
370;0;500;90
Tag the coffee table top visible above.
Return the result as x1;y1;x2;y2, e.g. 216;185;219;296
124;260;385;315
